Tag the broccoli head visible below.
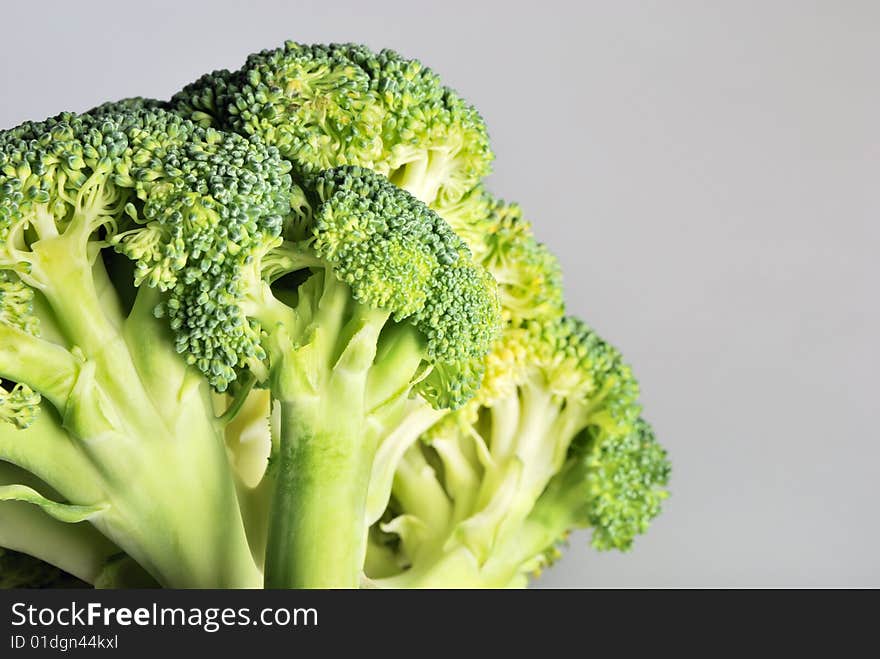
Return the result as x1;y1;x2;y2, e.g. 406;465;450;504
170;41;493;206
119;160;501;587
0;108;294;587
366;316;670;587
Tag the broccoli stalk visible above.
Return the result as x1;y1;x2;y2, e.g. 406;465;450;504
0;109;292;587
0;460;156;587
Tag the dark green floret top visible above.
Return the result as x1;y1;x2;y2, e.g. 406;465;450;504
307;166;500;365
529;316;640;423
170;41;493;205
88;96;167;118
552;418;671;552
0;108;294;391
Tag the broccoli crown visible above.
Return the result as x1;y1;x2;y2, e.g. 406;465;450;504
0;108;293;392
369;314;666;584
141;160;498;402
445;316;638;434
170;41;492;205
482;201;565;324
548;418;671;551
533;316;640;430
171;69;236;129
429;184;495;248
307;167;499;408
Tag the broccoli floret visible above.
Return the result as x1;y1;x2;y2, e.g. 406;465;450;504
170;41;492;206
88;97;166;117
361;187;566;537
531;417;671;553
0;108;283;587
121;161;500;587
434;188;565;325
366;316;670;587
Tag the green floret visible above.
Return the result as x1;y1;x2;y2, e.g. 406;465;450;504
434;187;565;325
169;41;493;206
533;418;671;553
170;69;236;129
110;116;292;390
0;108;284;587
366;316;668;587
124;163;500;587
480;200;565;324
0;272;39;335
360;188;565;558
89;97;166;117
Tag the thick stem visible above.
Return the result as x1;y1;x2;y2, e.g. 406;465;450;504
89;435;263;588
263;292;386;588
263;274;422;588
264;396;371;588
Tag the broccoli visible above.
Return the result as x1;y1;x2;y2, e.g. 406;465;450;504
166;47;507;572
0;460;156;588
0;108;290;587
118;157;500;587
365;317;670;587
170;41;492;206
1;39;672;590
360;189;566;532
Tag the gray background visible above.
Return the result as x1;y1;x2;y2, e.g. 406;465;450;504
2;1;877;586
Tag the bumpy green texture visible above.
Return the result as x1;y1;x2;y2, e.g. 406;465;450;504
0;108;282;587
139;164;500;405
170;41;492;206
110;118;292;391
359;185;569;531
536;417;671;552
434;187;565;325
2;39;672;590
366;317;670;587
306;167;500;408
89;97;166;117
173;166;495;587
